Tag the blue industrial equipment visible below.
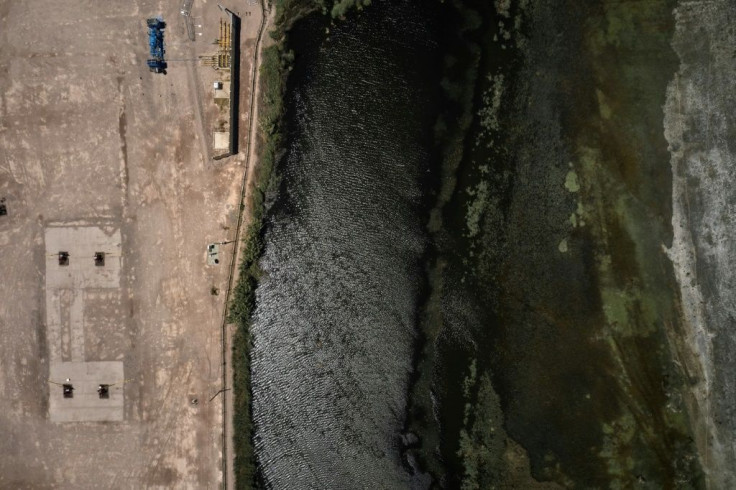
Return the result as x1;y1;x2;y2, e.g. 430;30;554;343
146;17;166;74
147;59;167;73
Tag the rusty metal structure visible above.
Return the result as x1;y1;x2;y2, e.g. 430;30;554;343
200;19;232;70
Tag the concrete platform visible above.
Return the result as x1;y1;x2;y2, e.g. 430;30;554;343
207;243;221;265
45;224;122;289
214;131;230;150
44;224;123;363
49;361;124;423
214;81;231;99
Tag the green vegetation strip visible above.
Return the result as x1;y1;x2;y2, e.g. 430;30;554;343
228;38;288;490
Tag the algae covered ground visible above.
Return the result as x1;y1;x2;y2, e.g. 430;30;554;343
405;0;706;487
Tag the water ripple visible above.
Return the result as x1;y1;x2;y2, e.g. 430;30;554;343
250;2;439;488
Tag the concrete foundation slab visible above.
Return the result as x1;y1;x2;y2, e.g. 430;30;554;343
214;131;230;150
45;224;122;289
49;361;124;422
214;81;231;99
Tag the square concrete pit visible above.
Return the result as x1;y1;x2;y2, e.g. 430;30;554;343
49;361;124;422
214;81;231;99
207;243;221;265
214;131;231;150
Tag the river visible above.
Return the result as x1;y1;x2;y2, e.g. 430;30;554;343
249;2;440;487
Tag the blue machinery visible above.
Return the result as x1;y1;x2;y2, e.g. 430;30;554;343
146;17;166;74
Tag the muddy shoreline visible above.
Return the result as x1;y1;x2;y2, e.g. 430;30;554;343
664;2;736;486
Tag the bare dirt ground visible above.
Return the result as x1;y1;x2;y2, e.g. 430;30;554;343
0;0;261;488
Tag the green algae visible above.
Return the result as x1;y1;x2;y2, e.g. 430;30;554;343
564;0;704;484
457;367;506;490
564;170;580;193
595;88;613;120
599;412;637;485
465;180;491;238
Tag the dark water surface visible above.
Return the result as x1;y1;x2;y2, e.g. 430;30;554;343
249;2;440;487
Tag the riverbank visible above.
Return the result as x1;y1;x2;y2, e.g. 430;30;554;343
228;2;382;488
664;2;736;486
228;5;299;486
